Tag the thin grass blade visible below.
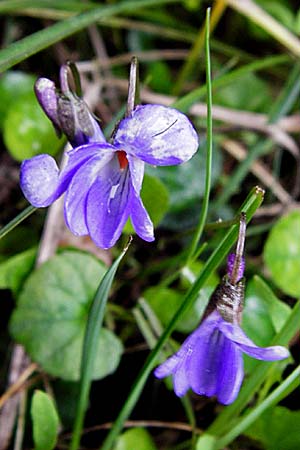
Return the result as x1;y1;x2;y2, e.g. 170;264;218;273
70;240;131;450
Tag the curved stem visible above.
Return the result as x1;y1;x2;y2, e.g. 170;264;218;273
0;205;37;240
185;8;212;264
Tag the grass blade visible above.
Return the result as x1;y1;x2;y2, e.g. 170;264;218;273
0;0;180;72
70;241;131;450
0;205;36;240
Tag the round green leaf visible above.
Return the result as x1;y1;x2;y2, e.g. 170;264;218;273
264;210;300;297
10;250;123;381
123;173;169;234
4;92;62;161
113;428;157;450
31;390;59;450
0;71;35;126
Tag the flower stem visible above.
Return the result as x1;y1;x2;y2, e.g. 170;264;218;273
185;8;212;264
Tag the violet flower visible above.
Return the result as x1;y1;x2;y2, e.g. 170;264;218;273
20;64;199;249
154;215;289;405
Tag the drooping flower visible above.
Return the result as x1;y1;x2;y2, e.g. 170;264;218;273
154;214;289;405
20;63;199;249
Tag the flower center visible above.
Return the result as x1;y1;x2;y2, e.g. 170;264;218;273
117;151;128;170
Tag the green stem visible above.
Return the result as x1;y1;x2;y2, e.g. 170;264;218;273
0;205;37;240
100;186;264;450
215;365;300;449
186;8;213;263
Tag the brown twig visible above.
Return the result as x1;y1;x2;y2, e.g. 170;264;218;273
221;139;294;205
95;76;300;158
0;363;38;410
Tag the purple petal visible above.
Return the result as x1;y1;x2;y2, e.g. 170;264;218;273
64;146;114;235
154;353;181;379
185;312;223;397
189;328;226;398
20;154;60;207
173;359;190;397
130;194;154;242
20;144;104;207
127;155;145;194
114;104;199;166
216;338;244;405
34;78;60;131
85;155;132;248
219;321;290;361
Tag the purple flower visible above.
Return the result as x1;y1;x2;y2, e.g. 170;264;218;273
154;215;289;405
154;310;289;405
20;66;199;249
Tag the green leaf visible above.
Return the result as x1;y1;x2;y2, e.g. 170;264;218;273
10;250;123;381
113;428;157;450
0;247;36;294
264;210;300;297
0;71;35;126
245;406;300;450
4;92;63;161
244;275;291;335
243;275;291;372
123;173;169;234
31;390;59;450
213;72;272;112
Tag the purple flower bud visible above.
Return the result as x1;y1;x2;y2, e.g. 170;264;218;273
34;78;61;135
34;65;105;147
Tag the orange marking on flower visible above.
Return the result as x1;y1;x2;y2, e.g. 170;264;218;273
117;150;128;170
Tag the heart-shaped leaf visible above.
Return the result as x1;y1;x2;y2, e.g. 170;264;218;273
10;250;123;381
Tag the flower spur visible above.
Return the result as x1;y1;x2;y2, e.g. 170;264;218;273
154;214;289;405
20;61;199;249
